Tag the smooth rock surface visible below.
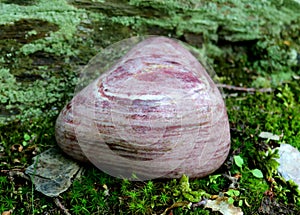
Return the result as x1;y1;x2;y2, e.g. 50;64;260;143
55;36;231;180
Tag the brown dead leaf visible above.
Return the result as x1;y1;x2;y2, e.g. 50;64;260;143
2;210;13;215
205;196;243;215
283;40;291;46
13;158;21;163
11;144;23;152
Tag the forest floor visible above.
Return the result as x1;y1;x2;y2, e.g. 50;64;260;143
0;0;300;214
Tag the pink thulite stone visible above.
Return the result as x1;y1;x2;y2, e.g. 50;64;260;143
55;36;230;180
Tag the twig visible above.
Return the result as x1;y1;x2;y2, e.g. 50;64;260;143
161;201;191;215
54;198;72;215
223;172;240;189
191;198;208;209
216;84;272;93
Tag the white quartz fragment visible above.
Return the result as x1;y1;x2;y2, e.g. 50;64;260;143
276;144;300;187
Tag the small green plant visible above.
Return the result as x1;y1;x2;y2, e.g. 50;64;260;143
226;189;242;206
160;193;169;204
22;133;36;147
121;180;160;214
0;176;17;213
173;175;211;203
234;155;263;178
257;148;280;178
207;174;221;185
271;177;300;206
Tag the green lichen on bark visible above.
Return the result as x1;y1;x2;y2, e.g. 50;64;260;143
0;0;87;56
1;0;299;126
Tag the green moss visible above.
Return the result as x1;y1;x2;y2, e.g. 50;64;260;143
0;0;86;56
227;82;300;150
108;0;300;40
0;66;77;124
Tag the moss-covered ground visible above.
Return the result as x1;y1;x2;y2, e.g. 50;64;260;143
0;0;300;214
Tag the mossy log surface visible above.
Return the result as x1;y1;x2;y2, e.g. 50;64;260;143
0;0;299;125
